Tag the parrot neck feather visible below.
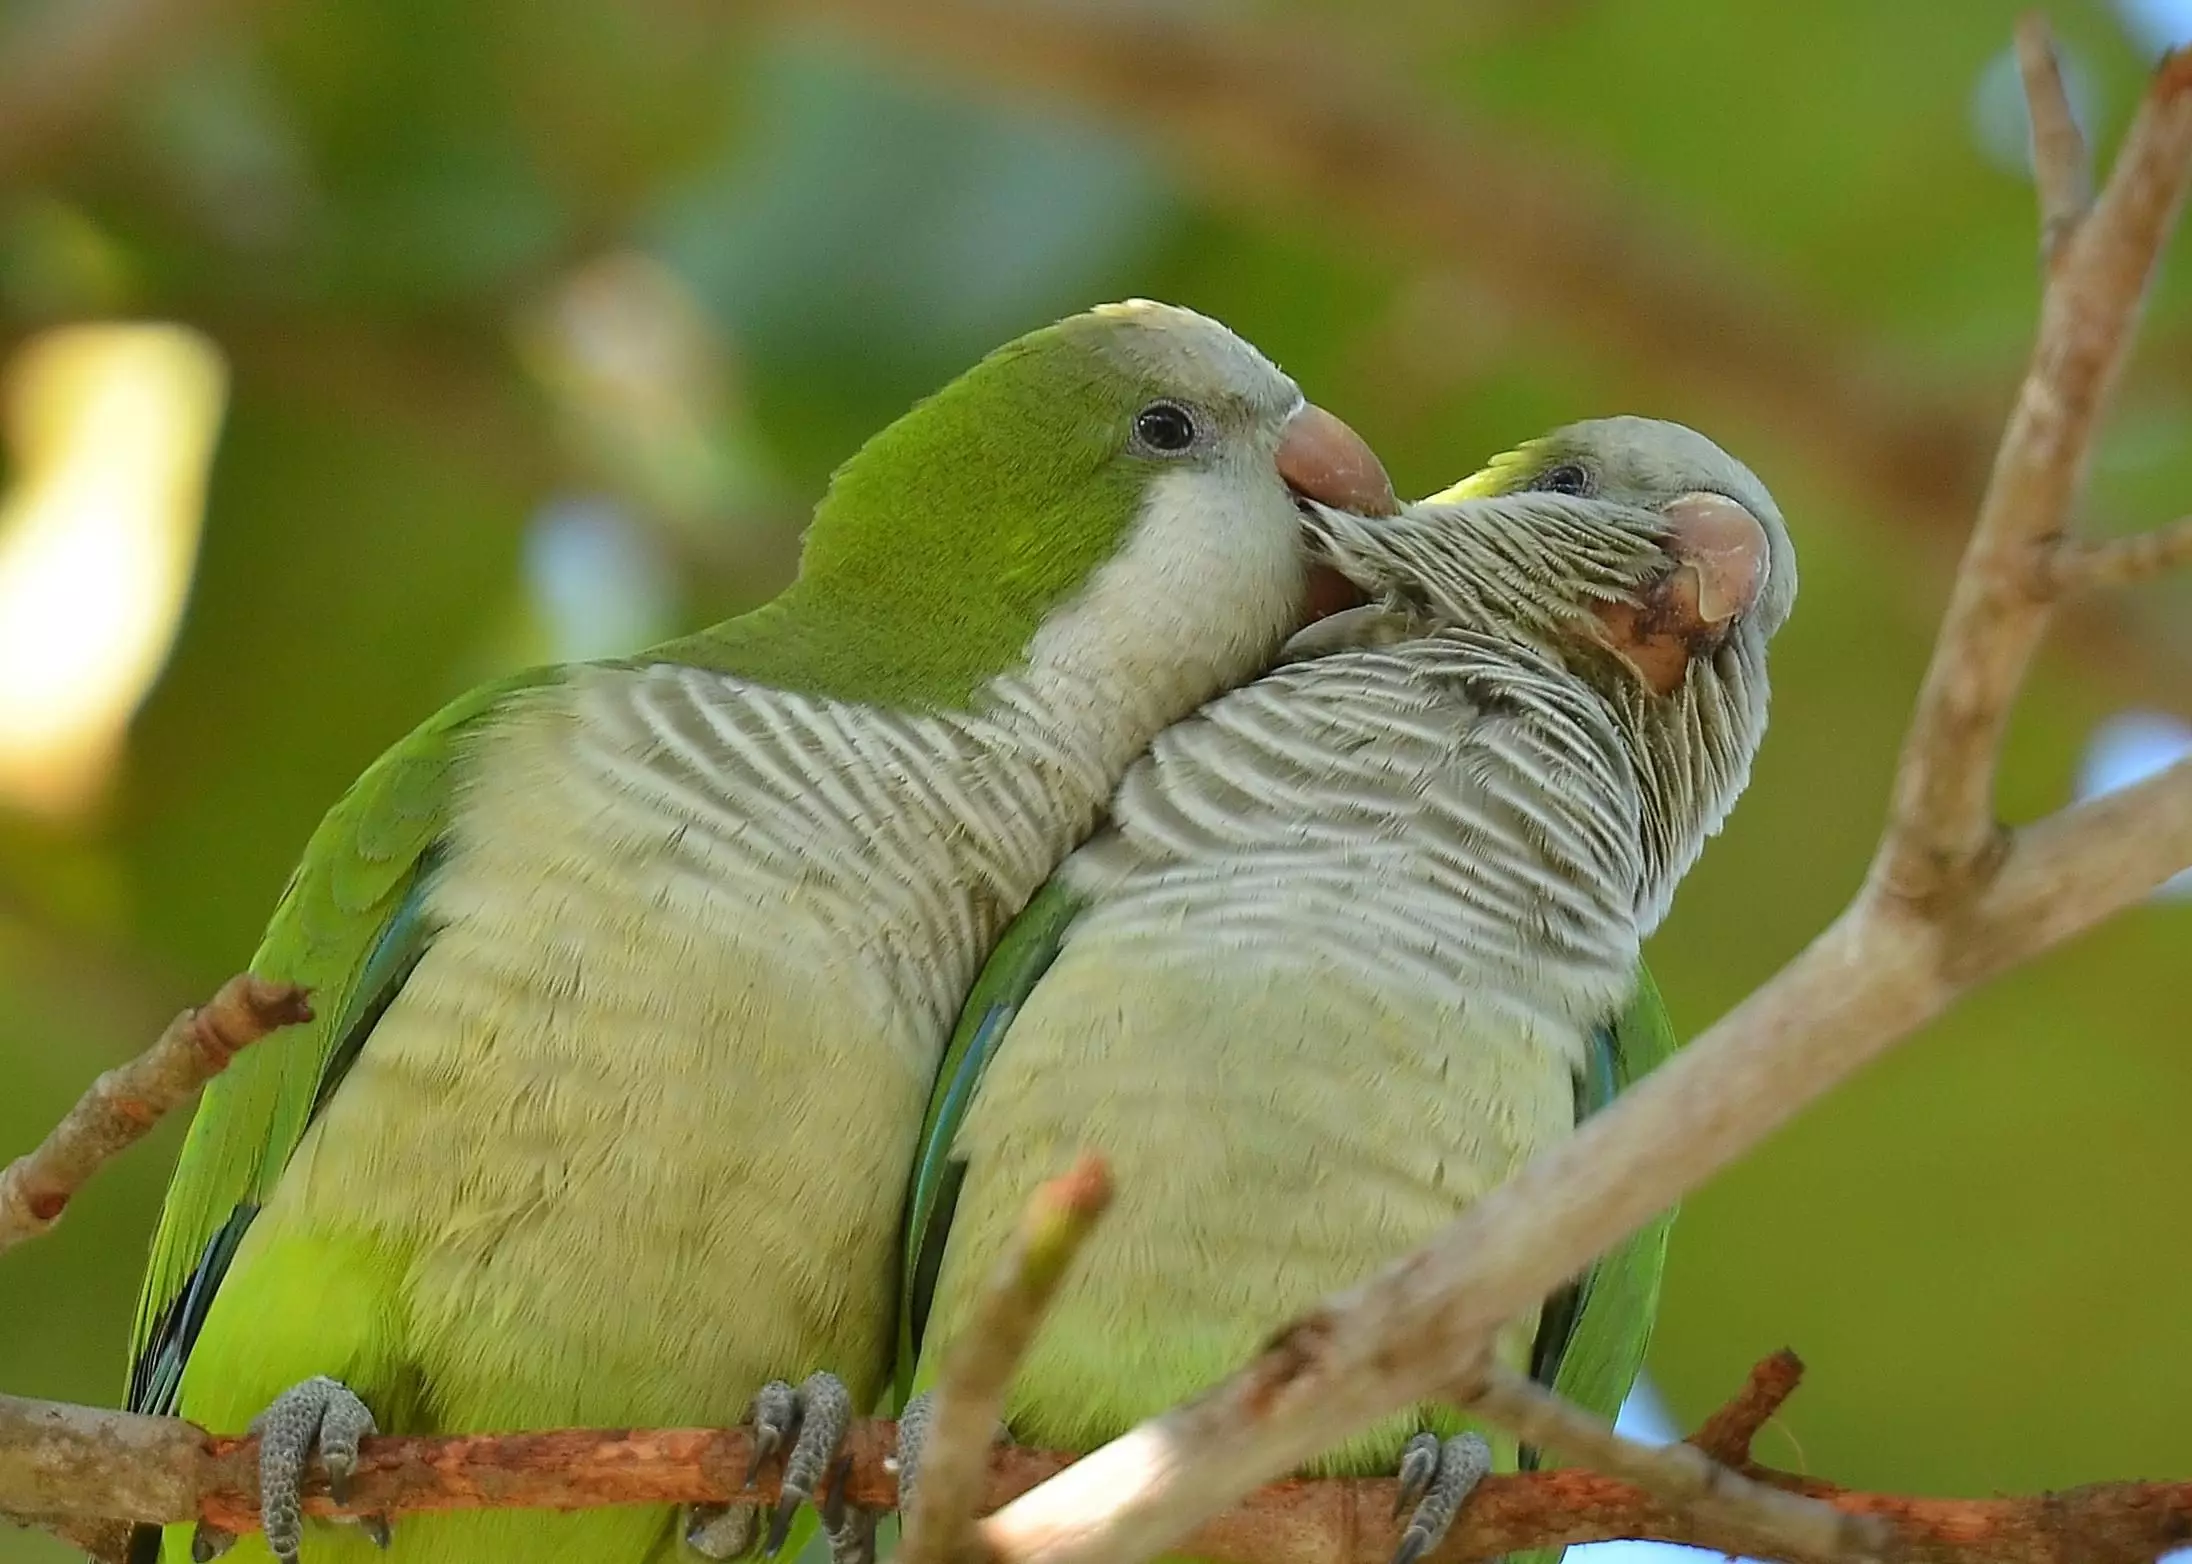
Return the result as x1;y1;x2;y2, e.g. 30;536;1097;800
1063;631;1649;1044
513;456;1303;1041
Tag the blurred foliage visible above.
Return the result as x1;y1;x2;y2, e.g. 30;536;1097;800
1;1;2189;1557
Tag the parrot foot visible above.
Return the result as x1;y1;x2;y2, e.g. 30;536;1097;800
188;1524;235;1561
1389;1431;1491;1564
247;1375;388;1564
728;1371;855;1556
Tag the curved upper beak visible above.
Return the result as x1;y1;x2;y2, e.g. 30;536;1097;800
1276;403;1398;518
1662;491;1770;627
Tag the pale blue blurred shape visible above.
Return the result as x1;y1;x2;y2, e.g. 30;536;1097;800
524;495;679;661
2075;711;2192;900
2116;0;2192;51
1563;1377;1763;1564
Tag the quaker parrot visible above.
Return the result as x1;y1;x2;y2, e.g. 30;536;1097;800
896;417;1798;1564
123;300;1400;1564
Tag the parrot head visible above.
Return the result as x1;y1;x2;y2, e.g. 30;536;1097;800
756;298;1394;711
1298;415;1796;929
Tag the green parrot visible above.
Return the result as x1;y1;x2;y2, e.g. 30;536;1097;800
123;299;1400;1564
894;417;1798;1564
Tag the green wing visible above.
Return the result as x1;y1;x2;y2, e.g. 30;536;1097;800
1525;960;1679;1447
125;668;562;1414
894;877;1087;1410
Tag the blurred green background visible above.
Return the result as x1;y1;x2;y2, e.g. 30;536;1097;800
2;1;2190;1557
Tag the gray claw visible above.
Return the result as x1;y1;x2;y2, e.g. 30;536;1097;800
686;1503;760;1559
189;1523;236;1561
745;1379;801;1488
764;1372;852;1554
1389;1433;1491;1564
249;1375;380;1564
1392;1431;1441;1519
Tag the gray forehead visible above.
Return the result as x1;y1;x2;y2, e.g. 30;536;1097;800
1566;416;1777;514
1074;299;1302;417
1567;414;1797;631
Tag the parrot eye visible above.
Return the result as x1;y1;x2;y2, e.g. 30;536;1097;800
1132;401;1199;456
1533;462;1593;497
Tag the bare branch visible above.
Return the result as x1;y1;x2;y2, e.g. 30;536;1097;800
1879;42;2192;907
1685;1348;1807;1466
901;1155;1113;1564
2015;13;2094;269
0;974;310;1253
8;1370;2192;1564
2047;512;2192;591
1467;1368;1884;1564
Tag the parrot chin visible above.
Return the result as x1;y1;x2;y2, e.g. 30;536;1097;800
1593;563;1732;697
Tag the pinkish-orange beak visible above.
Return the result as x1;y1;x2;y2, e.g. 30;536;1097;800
1594;491;1771;696
1276;403;1399;517
1278;402;1396;623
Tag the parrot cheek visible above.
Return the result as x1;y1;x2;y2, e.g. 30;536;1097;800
1592;564;1732;697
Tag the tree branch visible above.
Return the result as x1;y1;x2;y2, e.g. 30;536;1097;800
6;1359;2192;1564
2015;13;2094;271
1465;1366;1884;1564
1685;1348;1807;1465
2047;513;2192;591
1879;38;2192;910
901;1155;1113;1564
0;973;309;1253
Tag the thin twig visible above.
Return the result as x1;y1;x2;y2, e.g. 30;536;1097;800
964;36;2192;1564
900;1155;1113;1564
2047;512;2192;591
1467;1367;1884;1564
2015;13;2094;270
0;974;310;1253
1686;1349;1807;1466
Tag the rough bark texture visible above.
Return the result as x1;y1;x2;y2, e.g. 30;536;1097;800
0;975;310;1252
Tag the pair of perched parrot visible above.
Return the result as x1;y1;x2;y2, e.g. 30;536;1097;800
122;299;1795;1564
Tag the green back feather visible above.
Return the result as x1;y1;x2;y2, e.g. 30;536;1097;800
125;667;565;1410
1537;961;1678;1423
896;877;1086;1409
1506;963;1678;1564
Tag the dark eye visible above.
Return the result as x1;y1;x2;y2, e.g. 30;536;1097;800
1533;462;1592;497
1133;401;1198;455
